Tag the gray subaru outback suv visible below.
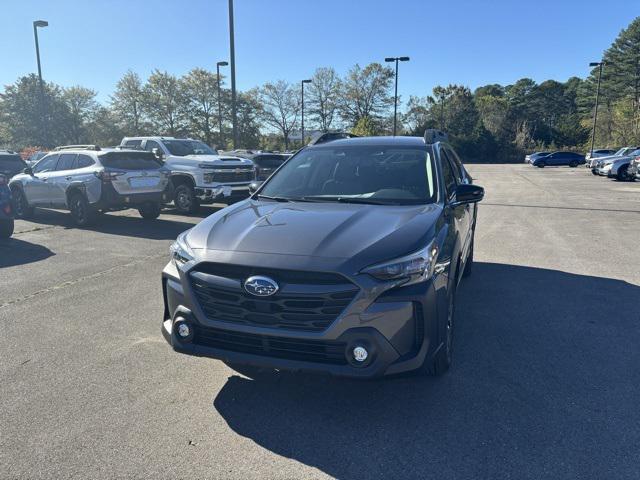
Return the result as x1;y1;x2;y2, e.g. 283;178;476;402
10;145;169;226
161;131;484;378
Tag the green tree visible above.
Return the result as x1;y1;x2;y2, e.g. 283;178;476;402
339;63;394;127
63;86;99;144
110;71;145;135
306;67;340;132
181;68;221;146
256;80;300;150
142;70;185;136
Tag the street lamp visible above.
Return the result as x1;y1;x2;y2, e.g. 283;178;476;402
216;61;228;148
385;56;410;136
589;61;604;157
33;20;48;146
301;79;312;146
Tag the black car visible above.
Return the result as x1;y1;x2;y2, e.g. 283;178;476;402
229;151;290;181
161;130;484;378
0;174;14;238
0;151;28;179
531;151;585;167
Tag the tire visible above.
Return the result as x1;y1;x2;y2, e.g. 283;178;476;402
616;165;630;181
173;184;199;214
537;161;545;168
418;284;456;376
591;169;598;176
569;161;578;168
0;218;14;238
11;188;34;219
138;202;161;220
68;192;96;226
462;237;474;278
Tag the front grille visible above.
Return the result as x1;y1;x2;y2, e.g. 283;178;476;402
192;325;348;365
204;170;254;183
190;263;359;332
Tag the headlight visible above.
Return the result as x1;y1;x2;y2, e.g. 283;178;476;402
362;240;439;285
170;231;194;266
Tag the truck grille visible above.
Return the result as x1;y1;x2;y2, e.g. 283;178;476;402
203;169;254;183
189;263;359;332
192;325;348;365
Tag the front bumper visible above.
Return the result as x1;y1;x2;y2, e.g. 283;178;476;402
194;184;251;203
161;260;446;378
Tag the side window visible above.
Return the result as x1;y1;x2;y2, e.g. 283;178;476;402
33;154;59;173
144;140;161;152
125;140;142;148
56;153;78;171
439;149;457;199
446;147;468;184
76;154;95;168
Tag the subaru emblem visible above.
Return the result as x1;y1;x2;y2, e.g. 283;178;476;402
244;276;279;297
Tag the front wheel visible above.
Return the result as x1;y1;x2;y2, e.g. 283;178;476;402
173;184;199;214
138;202;161;220
569;161;579;168
591;169;598;176
0;218;14;238
69;192;96;226
12;188;34;219
616;165;630;181
537;161;545;168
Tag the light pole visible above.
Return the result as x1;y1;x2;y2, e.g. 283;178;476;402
216;61;228;148
385;56;409;136
589;61;604;157
33;20;48;146
228;0;238;149
301;79;312;146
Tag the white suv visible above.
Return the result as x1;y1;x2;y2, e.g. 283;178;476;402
9;145;169;226
120;137;255;214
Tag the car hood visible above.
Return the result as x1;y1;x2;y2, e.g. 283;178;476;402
186;200;442;263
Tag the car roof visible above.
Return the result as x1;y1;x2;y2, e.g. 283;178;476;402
308;136;428;148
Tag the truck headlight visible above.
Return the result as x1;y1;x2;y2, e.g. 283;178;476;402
170;231;194;266
362;241;439;284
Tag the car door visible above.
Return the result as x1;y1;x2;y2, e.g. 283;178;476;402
47;153;78;206
25;154;59;205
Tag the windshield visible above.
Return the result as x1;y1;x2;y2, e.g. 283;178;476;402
163;140;215;156
100;152;163;170
259;145;437;205
614;148;629;156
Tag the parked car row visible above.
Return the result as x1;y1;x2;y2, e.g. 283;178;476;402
3;136;294;227
590;147;640;181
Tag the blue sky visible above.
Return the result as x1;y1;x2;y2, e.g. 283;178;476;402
1;0;637;104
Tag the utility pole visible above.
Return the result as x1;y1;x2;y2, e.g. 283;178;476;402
589;61;604;157
228;0;238;149
301;79;312;146
33;20;48;146
216;61;228;148
384;56;410;136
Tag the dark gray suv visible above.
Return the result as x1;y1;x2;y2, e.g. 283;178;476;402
161;130;484;378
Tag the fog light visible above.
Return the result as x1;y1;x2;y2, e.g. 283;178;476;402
353;346;368;362
177;323;190;338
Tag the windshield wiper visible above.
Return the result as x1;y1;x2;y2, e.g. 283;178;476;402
300;196;395;205
255;194;292;202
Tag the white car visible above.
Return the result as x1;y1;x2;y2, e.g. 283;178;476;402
589;146;638;171
120;137;255;214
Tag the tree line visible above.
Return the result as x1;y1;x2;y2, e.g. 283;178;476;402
1;16;638;161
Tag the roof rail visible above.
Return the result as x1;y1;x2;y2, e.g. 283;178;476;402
423;129;449;144
54;144;101;151
308;132;359;146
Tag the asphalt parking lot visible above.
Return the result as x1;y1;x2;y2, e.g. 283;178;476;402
1;164;639;479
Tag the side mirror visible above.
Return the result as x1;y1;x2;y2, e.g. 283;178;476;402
24;166;33;176
248;181;263;194
452;184;484;206
152;148;164;161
